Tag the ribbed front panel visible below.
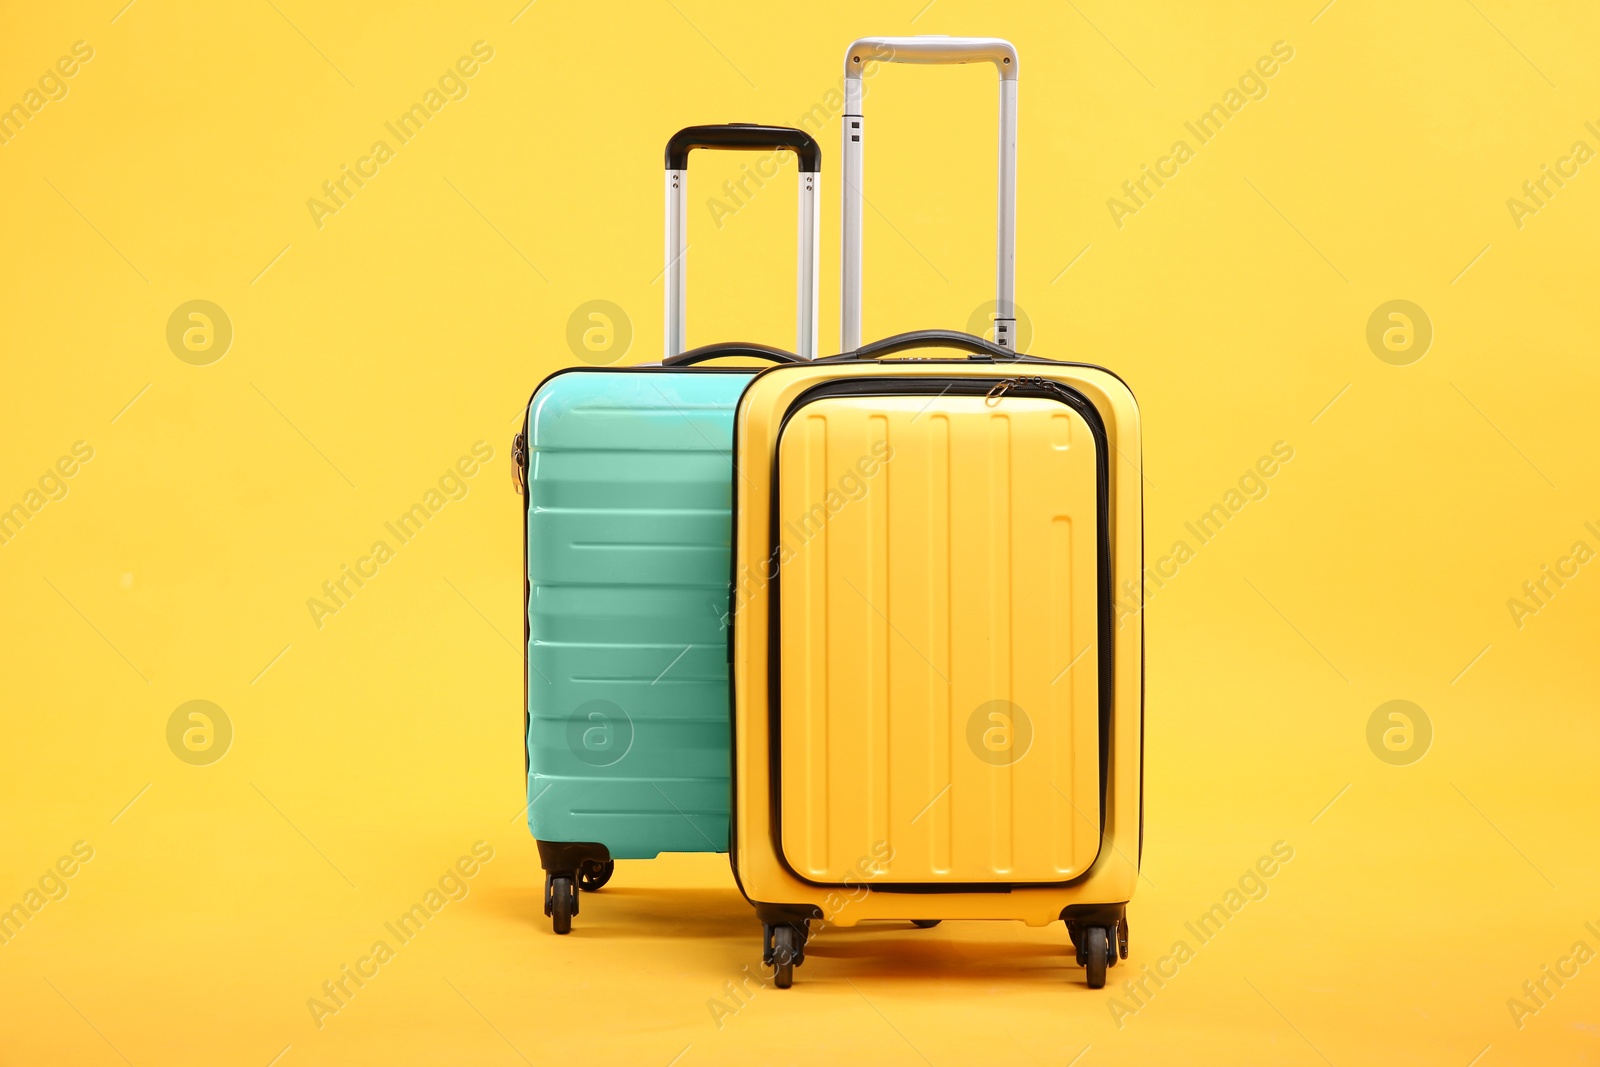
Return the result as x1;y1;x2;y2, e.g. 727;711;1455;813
776;395;1101;883
525;371;750;858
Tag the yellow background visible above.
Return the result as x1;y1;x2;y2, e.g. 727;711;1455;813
2;0;1597;1063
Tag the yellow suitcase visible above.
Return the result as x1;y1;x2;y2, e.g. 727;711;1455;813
728;36;1144;990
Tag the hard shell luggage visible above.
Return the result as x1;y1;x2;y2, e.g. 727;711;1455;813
728;37;1144;988
515;123;820;933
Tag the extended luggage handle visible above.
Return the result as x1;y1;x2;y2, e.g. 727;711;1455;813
663;341;805;366
840;36;1019;353
817;328;1023;363
665;124;821;361
665;125;822;171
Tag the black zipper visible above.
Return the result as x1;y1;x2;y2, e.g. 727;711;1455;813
754;375;1114;892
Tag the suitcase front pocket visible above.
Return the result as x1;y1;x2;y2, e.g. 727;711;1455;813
771;383;1109;887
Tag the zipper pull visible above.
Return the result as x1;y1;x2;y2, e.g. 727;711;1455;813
985;378;1019;406
511;431;526;493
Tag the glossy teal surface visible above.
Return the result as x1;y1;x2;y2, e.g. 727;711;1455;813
524;368;750;858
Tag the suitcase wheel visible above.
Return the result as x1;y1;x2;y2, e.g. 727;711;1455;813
763;922;807;988
1079;926;1113;989
770;926;801;989
578;859;615;892
545;874;577;935
911;920;942;929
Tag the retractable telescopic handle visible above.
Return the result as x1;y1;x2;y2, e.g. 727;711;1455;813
664;124;822;359
840;36;1018;352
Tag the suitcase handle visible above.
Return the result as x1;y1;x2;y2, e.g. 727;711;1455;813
665;124;822;172
822;328;1021;363
840;36;1018;353
665;124;822;361
662;341;805;366
847;36;1017;69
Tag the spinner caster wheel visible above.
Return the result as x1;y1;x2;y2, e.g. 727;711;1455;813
1080;926;1112;989
545;875;577;935
911;920;942;929
771;925;801;988
579;859;614;892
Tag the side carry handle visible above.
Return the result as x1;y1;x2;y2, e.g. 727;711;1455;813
665;123;821;360
663;341;805;366
819;328;1022;363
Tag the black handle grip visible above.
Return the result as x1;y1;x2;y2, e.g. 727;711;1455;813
665;124;821;173
822;329;1021;362
663;341;804;367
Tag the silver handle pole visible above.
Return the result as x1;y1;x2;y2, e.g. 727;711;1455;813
664;168;688;358
994;78;1017;350
840;36;1018;351
797;170;820;358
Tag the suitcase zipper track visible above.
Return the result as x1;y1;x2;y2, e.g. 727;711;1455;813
761;375;1115;892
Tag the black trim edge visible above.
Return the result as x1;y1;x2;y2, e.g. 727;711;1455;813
763;375;1115;893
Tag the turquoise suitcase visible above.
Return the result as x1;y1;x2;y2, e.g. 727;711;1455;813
514;124;820;933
